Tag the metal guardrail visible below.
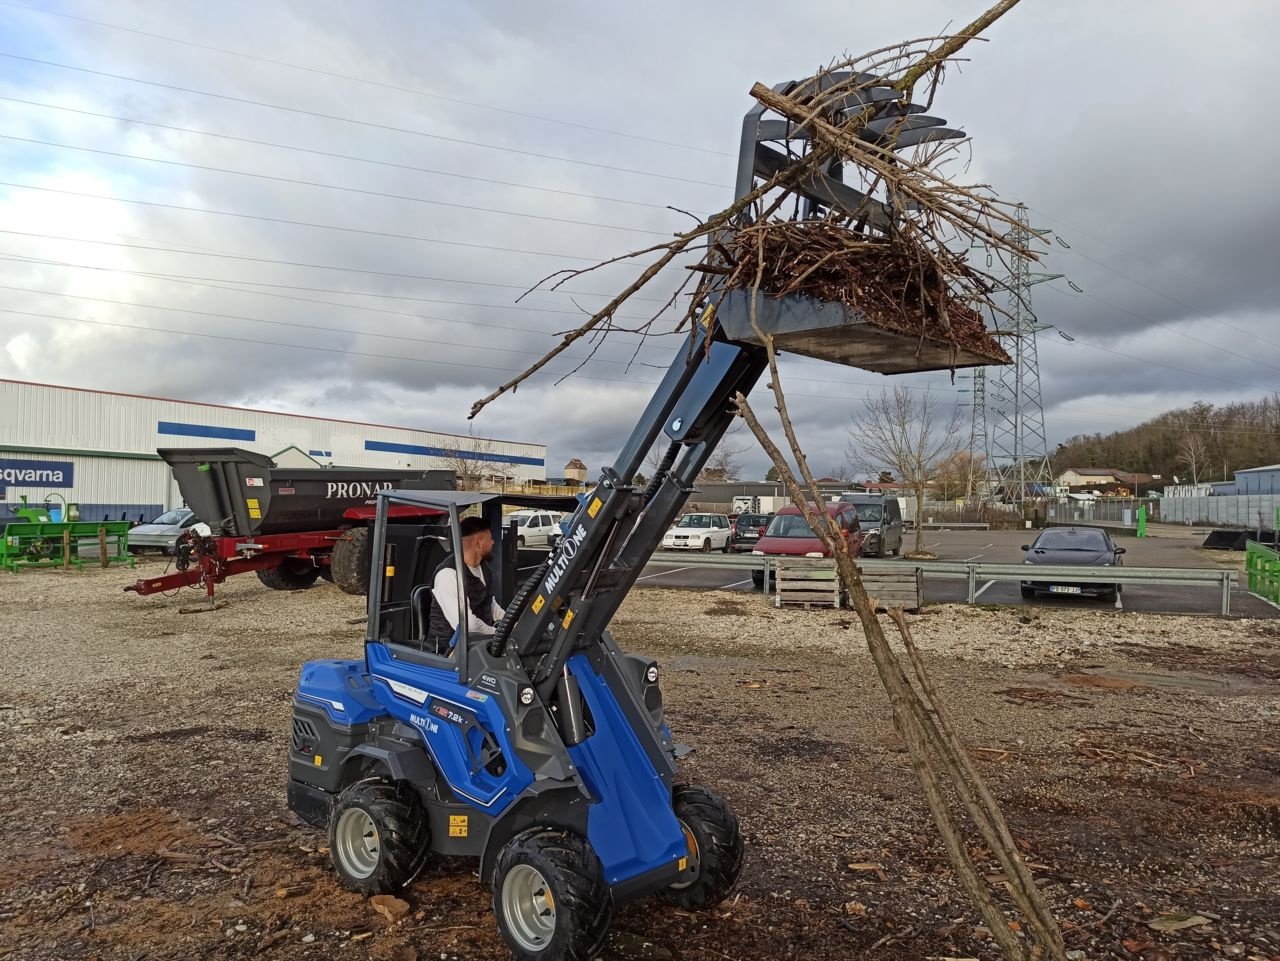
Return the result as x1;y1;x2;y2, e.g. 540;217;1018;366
919;521;991;530
646;552;1239;615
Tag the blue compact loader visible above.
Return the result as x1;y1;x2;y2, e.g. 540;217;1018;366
287;71;983;960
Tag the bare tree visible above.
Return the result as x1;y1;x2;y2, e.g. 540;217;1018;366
441;429;512;492
698;425;748;483
1177;430;1208;485
847;387;963;554
935;450;986;501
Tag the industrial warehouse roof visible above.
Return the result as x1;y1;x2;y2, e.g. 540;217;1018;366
0;379;540;449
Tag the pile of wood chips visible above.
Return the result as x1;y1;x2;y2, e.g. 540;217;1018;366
720;220;1010;364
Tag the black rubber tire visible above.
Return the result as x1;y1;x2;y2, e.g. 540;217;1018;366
866;537;882;558
720;540;729;553
492;828;611;961
752;570;764;590
1101;588;1119;603
517;535;525;548
328;779;429;896
331;527;371;596
257;559;321;590
1020;584;1035;599
701;538;711;553
318;564;334;583
660;784;743;910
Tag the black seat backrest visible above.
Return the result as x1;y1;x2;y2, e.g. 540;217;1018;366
410;583;433;645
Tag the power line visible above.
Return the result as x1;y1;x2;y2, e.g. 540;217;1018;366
0;95;693;212
0;303;971;405
0;134;674;237
1042;282;1280;376
1034;207;1280;353
0;252;668;324
0;52;730;189
0;229;676;300
0;283;676;359
0;180;674;264
0;0;733;159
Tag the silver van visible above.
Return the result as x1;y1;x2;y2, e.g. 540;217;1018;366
837;494;905;558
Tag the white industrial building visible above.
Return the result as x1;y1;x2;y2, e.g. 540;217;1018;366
0;379;547;523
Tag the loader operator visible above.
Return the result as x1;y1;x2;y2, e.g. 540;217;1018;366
425;515;506;655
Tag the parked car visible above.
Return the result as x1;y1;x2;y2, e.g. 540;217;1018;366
1020;526;1126;601
728;512;774;552
837;494;905;557
661;513;732;552
127;507;198;555
505;509;562;548
750;502;863;587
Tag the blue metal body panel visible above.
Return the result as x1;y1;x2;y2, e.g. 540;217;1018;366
295;649;684;889
566;654;685;886
296;659;388;726
364;643;534;815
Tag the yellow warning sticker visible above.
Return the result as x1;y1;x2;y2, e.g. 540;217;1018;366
697;302;717;329
313;754;323;766
246;497;262;519
587;497;603;518
449;814;468;838
678;856;688;872
385;565;395;577
562;609;575;630
531;594;545;614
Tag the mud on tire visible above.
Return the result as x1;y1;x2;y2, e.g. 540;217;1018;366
328;779;429;896
330;527;371;595
660;784;743;910
492;828;611;961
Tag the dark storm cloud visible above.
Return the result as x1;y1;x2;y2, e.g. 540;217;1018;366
1;0;1276;482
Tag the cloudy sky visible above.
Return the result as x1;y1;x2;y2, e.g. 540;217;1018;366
2;0;1277;481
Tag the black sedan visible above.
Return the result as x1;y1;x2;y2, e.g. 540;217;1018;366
1020;526;1126;602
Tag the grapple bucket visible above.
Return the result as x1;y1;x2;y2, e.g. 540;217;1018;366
716;288;1008;374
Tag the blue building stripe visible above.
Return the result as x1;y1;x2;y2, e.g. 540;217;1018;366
365;439;544;467
159;421;256;442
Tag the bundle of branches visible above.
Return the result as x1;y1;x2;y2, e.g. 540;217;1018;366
713;220;1010;363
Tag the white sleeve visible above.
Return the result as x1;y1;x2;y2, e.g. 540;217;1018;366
432;566;497;636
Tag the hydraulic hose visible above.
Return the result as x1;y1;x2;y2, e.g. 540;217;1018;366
489;441;679;657
643;442;680;505
488;556;551;657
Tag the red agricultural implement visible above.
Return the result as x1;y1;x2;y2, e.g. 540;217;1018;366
124;448;452;604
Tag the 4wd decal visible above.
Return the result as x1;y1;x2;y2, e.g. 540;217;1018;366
544;524;587;595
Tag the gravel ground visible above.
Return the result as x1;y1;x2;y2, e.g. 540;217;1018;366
1;565;1278;961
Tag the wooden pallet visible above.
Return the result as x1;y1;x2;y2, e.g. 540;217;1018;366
860;567;923;613
774;558;842;609
773;558;922;611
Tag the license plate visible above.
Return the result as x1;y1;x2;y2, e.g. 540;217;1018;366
1048;585;1082;594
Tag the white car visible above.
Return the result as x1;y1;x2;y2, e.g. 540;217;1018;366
661;513;732;552
506;510;562;548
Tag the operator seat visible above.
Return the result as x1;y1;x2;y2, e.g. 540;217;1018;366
407;535;450;650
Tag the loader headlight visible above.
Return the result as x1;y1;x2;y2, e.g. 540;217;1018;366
518;685;535;705
645;665;659;684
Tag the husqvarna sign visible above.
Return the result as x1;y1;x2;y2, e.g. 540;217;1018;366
0;458;75;488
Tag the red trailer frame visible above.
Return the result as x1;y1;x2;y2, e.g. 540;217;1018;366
124;504;441;602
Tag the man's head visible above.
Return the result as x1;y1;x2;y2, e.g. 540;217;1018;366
459;515;494;562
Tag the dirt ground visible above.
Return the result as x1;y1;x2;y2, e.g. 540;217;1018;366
2;565;1278;961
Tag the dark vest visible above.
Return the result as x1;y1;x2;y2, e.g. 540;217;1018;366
425;555;497;655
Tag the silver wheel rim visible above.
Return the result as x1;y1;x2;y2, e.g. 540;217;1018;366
670;819;701;890
335;808;380;879
502;864;556;951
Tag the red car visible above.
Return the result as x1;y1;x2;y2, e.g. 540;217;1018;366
750;502;863;588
